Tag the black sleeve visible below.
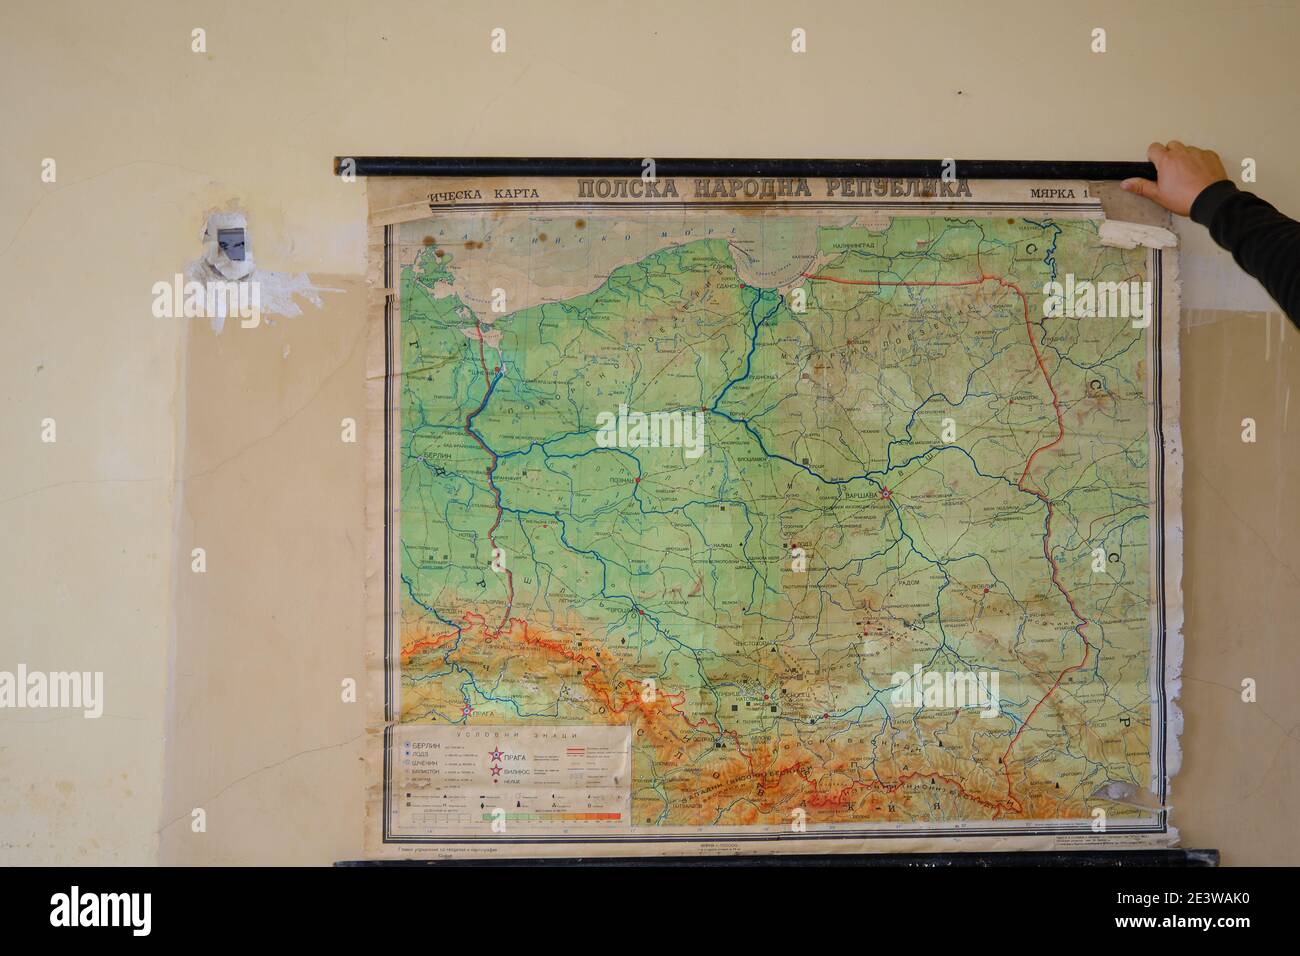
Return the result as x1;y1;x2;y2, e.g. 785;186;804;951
1190;179;1300;329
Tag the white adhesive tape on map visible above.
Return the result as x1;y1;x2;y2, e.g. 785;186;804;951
1099;219;1178;250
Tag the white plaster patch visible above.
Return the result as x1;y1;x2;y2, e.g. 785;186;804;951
187;211;343;333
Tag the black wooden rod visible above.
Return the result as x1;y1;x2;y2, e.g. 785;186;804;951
332;156;1156;180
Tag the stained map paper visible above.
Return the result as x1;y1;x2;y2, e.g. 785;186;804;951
363;174;1183;858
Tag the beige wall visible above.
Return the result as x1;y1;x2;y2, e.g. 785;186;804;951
2;0;1297;865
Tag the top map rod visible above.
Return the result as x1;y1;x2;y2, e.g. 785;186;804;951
332;156;1157;180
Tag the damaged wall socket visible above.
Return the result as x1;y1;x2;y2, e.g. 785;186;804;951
200;212;255;281
217;228;246;262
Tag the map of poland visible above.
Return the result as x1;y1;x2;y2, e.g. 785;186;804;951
374;184;1179;853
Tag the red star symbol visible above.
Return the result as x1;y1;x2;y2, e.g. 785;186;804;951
489;748;504;761
490;765;502;777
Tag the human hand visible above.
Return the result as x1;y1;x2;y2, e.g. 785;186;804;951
1121;142;1230;216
